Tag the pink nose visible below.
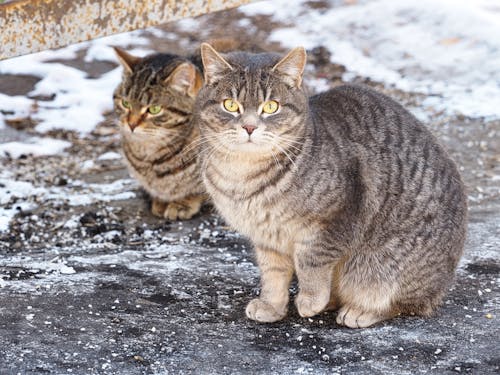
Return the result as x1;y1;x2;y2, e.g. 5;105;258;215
242;125;257;135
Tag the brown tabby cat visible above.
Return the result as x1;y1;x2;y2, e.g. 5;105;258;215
194;43;467;328
113;47;205;220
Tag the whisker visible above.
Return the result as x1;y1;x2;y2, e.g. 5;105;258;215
270;149;282;170
274;143;297;170
182;135;220;155
179;130;232;160
202;141;227;173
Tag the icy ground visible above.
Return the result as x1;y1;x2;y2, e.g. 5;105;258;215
0;0;499;374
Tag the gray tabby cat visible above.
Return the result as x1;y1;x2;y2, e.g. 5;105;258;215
113;48;205;220
195;43;467;328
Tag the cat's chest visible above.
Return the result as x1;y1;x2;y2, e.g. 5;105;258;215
207;179;303;252
222;196;298;249
122;136;164;160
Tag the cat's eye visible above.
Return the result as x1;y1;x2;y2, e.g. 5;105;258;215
121;99;131;109
262;100;279;114
148;105;162;115
223;99;240;113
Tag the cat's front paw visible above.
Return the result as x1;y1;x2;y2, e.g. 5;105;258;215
295;292;329;318
163;195;204;220
336;306;387;328
246;298;286;323
164;202;192;220
151;199;167;218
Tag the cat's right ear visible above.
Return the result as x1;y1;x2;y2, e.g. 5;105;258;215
200;43;233;85
113;47;140;73
165;62;203;98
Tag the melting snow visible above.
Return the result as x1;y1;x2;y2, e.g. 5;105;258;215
0;29;153;134
0;170;137;232
242;0;500;119
0;137;71;158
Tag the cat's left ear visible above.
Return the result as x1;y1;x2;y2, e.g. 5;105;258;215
113;47;140;73
272;47;307;88
165;62;203;98
200;43;233;85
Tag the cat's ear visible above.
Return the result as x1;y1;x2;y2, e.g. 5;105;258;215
272;47;307;88
200;43;233;85
113;47;140;73
165;62;203;98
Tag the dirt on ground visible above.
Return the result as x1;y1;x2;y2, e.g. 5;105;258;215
0;4;499;375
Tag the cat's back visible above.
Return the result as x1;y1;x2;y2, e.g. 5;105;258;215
308;84;467;242
310;84;429;144
309;84;458;174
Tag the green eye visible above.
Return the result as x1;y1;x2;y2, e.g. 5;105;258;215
148;105;162;115
121;99;131;109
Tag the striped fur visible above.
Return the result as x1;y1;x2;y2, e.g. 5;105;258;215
195;45;467;327
113;48;205;220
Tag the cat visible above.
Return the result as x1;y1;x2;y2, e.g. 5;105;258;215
194;43;468;328
113;47;205;220
112;40;258;220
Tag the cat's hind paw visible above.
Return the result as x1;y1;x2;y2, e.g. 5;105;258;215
336;306;388;328
246;299;286;323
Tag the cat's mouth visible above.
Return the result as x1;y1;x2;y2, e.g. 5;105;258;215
230;139;271;154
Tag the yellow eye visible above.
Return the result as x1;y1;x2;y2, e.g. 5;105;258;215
223;99;240;113
121;99;131;109
148;105;162;115
262;100;279;114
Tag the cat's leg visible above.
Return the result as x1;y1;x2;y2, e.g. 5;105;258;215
246;247;294;323
164;194;206;220
294;248;334;318
335;252;397;328
324;261;344;312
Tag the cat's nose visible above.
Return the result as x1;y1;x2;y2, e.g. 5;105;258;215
242;125;257;135
127;113;141;132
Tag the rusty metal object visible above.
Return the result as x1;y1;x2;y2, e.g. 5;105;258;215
0;0;255;60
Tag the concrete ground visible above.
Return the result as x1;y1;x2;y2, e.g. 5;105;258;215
0;2;499;374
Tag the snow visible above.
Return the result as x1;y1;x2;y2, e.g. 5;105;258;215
242;0;500;119
0;175;46;232
0;28;154;134
69;246;189;275
0;255;76;277
0;171;137;232
0;94;35;128
97;151;122;161
0;137;71;158
0;0;498;140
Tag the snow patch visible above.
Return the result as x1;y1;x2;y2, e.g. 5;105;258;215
243;0;500;119
0;137;71;158
0;29;156;134
97;151;122;161
0;172;137;232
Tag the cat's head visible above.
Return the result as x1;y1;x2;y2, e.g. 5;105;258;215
195;44;308;155
113;47;202;136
